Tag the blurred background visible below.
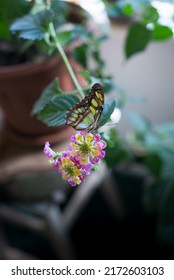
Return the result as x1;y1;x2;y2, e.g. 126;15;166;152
0;0;174;260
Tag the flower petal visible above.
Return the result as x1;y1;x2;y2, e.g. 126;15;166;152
43;141;55;158
94;134;101;142
98;140;107;149
99;150;106;159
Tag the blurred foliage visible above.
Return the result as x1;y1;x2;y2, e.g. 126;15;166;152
103;0;174;58
104;113;174;176
101;0;174;246
104;110;174;245
125;22;151;58
104;129;129;167
0;0;32;40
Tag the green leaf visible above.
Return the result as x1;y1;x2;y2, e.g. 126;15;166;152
152;25;173;41
126;111;151;132
92;50;104;69
144;152;163;177
0;0;32;40
77;70;92;84
37;94;80;127
104;129;128;167
56;31;72;46
0;16;10;40
125;22;151;59
32;78;63;115
105;145;128;167
10;10;53;40
122;3;134;17
99;100;116;127
76;72;113;94
72;43;88;68
141;6;159;24
156;122;174;136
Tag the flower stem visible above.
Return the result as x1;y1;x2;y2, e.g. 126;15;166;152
49;22;85;98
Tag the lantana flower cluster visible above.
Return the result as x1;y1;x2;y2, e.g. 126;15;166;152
44;131;107;186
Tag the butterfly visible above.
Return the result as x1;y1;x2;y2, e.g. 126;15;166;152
65;83;104;132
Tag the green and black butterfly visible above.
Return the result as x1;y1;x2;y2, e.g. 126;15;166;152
65;83;104;132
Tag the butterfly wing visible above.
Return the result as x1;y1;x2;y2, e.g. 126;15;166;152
65;83;104;132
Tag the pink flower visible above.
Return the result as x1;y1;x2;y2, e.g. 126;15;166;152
43;141;55;158
57;152;92;186
68;132;107;165
43;132;106;187
43;141;60;168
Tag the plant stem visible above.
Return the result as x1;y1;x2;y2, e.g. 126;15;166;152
49;22;85;98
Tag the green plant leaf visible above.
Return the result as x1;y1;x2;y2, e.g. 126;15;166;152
141;6;159;24
99;100;116;127
77;71;113;94
72;43;88;68
152;25;173;41
92;49;104;69
0;0;32;40
32;78;63;115
122;3;134;17
144;152;163;177
125;22;151;59
56;31;72;46
156;122;174;136
104;129;128;167
37;94;80;127
10;10;53;40
126;111;151;132
0;16;10;40
77;70;92;84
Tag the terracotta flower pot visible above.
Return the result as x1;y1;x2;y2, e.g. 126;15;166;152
0;55;85;146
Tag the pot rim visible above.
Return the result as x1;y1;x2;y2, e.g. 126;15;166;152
0;55;62;77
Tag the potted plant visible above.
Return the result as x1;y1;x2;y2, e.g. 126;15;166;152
0;0;116;197
0;0;109;146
